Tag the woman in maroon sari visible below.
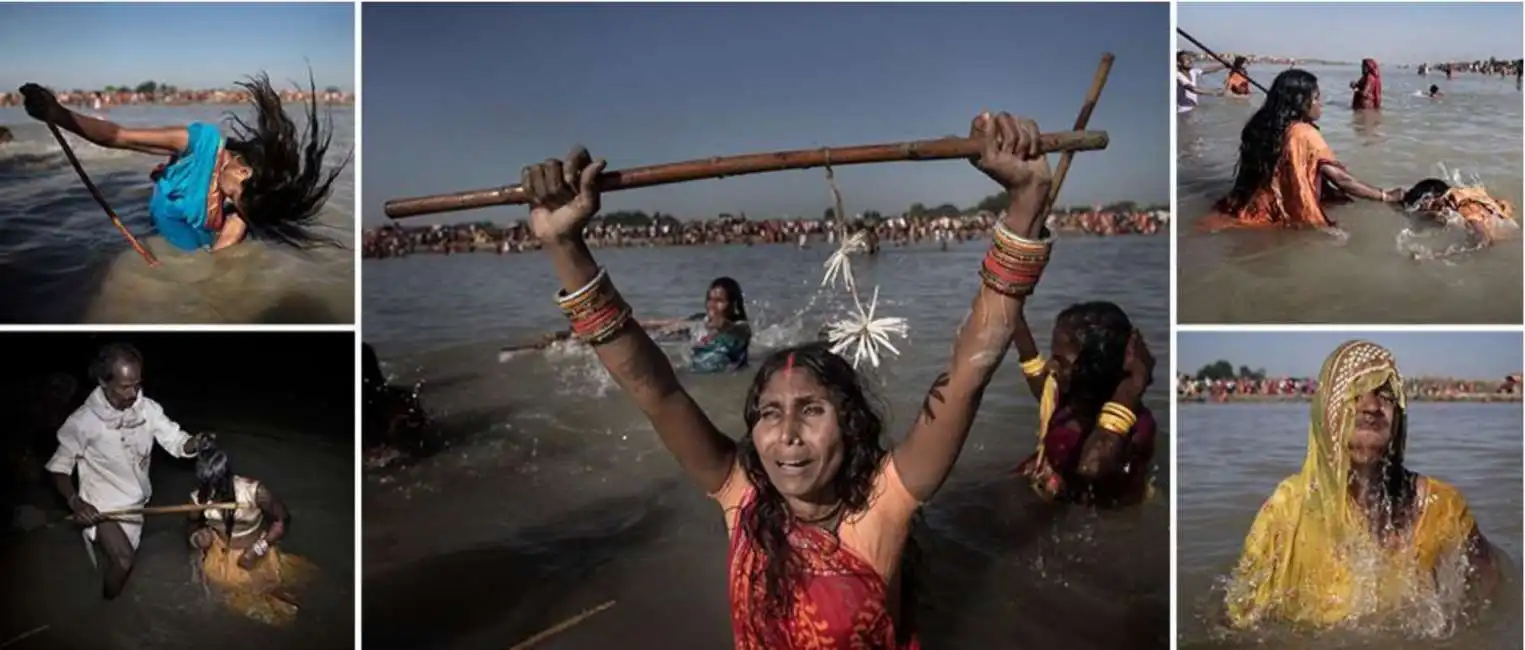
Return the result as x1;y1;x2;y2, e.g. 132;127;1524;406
1351;58;1382;110
520;111;1078;648
1015;302;1157;506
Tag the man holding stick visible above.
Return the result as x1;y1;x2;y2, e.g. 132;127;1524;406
45;343;215;599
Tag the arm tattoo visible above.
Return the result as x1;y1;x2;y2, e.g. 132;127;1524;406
919;372;951;424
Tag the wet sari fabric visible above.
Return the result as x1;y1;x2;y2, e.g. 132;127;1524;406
1201;122;1348;231
1224;341;1478;628
714;457;920;649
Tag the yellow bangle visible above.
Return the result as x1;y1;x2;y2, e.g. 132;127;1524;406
1101;401;1138;427
1097;413;1132;436
1019;355;1047;377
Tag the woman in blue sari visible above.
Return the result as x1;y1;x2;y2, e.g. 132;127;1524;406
18;73;347;252
646;277;752;373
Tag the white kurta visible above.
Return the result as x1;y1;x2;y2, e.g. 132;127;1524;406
45;386;197;553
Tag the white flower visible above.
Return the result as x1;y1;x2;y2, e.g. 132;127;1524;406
821;231;869;293
824;286;909;369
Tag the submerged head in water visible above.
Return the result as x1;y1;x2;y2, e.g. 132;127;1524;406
1402;178;1452;214
222;72;350;249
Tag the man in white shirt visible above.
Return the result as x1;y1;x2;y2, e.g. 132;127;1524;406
1177;50;1225;113
45;343;213;599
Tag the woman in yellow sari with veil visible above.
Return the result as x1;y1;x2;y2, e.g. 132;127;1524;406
1224;340;1498;630
187;445;316;625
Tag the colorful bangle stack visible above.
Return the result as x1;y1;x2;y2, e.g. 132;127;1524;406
980;222;1052;297
556;267;634;346
1097;401;1138;437
1019;355;1047;378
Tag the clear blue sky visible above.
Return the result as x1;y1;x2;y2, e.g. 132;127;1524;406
1179;331;1523;378
0;3;354;91
1178;2;1523;64
362;3;1169;225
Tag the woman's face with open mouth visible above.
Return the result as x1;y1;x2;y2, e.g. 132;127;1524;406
750;366;845;499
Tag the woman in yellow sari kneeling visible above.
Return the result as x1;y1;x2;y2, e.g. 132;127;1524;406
188;445;316;625
1223;340;1499;633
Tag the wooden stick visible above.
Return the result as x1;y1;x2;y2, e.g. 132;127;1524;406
0;625;48;649
507;600;616;650
43;123;159;266
1045;54;1116;214
384;130;1109;219
101;502;238;517
1176;28;1270;95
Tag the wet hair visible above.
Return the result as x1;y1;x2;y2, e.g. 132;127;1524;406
736;343;920;644
1366;399;1417;530
89;343;142;384
1428;84;1440;95
1401;178;1451;210
1232;56;1248;71
195;444;237;540
223;71;350;249
708;277;748;323
1054;302;1134;426
1222;69;1321;213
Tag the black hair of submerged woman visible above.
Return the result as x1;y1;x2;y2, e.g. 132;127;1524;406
709;276;748;323
736;343;921;644
1222;69;1321;213
1054;301;1133;427
89;342;143;384
1401;178;1451;210
222;70;351;249
195;445;237;541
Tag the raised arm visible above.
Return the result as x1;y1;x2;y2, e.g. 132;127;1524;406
1075;331;1154;481
892;113;1052;502
19;83;187;155
524;148;737;494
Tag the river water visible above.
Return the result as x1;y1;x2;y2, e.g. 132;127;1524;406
1177;63;1522;324
362;237;1170;649
1177;402;1523;649
0;105;354;324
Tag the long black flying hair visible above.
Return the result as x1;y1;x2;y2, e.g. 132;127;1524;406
195;444;237;541
1220;69;1321;213
223;70;350;249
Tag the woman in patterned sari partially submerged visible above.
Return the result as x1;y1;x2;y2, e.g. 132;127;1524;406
1223;340;1498;631
1399;178;1518;255
521;111;1079;648
644;277;752;373
1197;69;1405;233
1015;302;1158;507
188;445;316;625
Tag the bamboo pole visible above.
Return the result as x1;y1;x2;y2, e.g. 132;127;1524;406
0;625;47;649
1176;28;1269;94
1045;54;1115;213
384;130;1109;219
100;502;238;517
44;123;159;266
507;600;616;650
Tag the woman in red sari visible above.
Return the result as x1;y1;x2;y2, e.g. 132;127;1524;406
1350;58;1382;110
521;111;1068;648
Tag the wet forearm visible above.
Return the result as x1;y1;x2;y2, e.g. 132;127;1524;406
1322;165;1388;201
1076;380;1145;480
49;107;122;147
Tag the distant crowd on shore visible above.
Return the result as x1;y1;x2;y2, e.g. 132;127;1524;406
0;86;355;109
1179;374;1523;402
361;207;1168;259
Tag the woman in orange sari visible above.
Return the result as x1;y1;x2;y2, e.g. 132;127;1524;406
1225;56;1253;97
1198;69;1404;233
521;111;1070;648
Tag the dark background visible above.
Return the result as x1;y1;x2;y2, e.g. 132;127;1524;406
0;332;355;650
